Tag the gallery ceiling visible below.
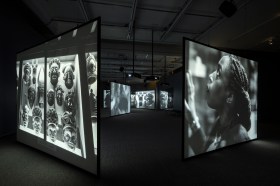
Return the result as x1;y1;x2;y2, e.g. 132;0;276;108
21;0;280;84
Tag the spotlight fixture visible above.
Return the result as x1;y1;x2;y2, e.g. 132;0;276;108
219;0;237;18
126;72;142;79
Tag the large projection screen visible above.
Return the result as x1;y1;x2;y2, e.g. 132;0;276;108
110;82;131;116
16;17;100;175
183;38;258;159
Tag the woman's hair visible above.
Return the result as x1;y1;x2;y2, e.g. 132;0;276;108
228;55;251;131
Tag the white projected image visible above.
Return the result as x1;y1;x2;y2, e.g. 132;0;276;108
184;39;258;158
46;55;86;158
110;82;131;116
135;90;155;109
19;58;45;139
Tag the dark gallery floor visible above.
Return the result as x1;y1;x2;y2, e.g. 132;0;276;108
0;109;280;185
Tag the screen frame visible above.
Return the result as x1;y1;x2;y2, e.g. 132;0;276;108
182;37;259;160
16;17;101;176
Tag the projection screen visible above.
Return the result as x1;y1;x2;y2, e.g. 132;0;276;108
135;90;156;109
110;82;131;116
159;91;168;109
17;17;100;175
183;38;258;159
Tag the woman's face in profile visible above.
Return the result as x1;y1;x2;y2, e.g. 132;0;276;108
206;56;232;110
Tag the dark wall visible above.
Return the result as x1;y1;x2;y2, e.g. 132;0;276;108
0;1;53;137
257;59;278;138
163;70;183;111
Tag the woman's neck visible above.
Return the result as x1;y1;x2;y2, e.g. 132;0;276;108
217;106;235;134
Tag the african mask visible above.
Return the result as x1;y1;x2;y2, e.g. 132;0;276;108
48;58;60;86
47;123;59;142
55;85;64;106
38;67;44;108
61;111;75;126
32;64;37;84
63;125;77;150
47;108;58;142
32;107;42;134
23;63;31;86
63;64;75;89
22;105;30;127
86;53;97;85
28;85;36;109
47;89;55;106
64;91;75;115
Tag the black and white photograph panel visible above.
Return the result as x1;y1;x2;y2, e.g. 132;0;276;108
103;90;110;108
19;58;45;139
46;54;86;158
110;82;131;116
184;40;258;158
131;94;136;108
85;52;98;156
135;90;156;109
159;91;168;109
